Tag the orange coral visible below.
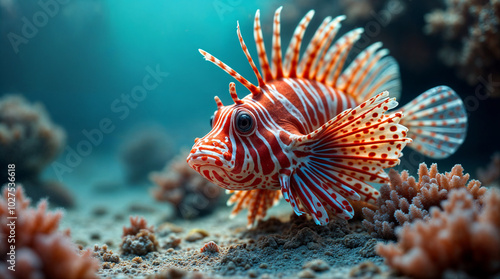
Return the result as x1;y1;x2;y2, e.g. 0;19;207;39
363;163;486;239
377;188;500;278
0;185;99;278
120;216;158;256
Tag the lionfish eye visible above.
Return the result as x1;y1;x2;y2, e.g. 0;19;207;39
210;115;214;127
236;112;253;133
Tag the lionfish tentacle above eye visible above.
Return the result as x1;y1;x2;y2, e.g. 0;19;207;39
229;82;243;104
214;96;224;109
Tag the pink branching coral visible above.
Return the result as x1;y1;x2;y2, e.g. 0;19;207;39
363;163;487;239
0;94;73;207
0;185;99;278
377;188;500;278
424;0;500;97
477;152;500;186
150;151;223;219
120;216;159;256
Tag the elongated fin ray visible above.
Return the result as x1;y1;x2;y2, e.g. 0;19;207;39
237;21;265;89
200;8;403;103
338;42;401;102
199;49;260;95
285;92;411;224
253;9;273;82
399;86;467;158
227;189;281;227
310;15;345;79
298;16;332;78
283;10;315;78
271;7;284;79
318;28;363;85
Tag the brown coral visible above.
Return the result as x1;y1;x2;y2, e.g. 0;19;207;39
363;163;487;239
477;152;500;186
0;185;99;278
0;94;73;207
120;216;159;255
377;188;500;278
120;125;173;184
150;150;223;219
424;0;500;97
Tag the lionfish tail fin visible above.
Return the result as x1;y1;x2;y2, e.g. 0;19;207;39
284;92;411;225
399;86;467;159
227;189;281;228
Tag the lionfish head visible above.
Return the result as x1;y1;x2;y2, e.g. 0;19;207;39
187;83;261;190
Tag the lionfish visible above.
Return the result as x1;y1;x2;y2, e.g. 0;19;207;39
187;7;467;226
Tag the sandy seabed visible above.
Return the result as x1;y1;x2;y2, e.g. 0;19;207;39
61;183;395;279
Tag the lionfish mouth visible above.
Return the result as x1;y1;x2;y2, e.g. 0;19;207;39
186;139;233;171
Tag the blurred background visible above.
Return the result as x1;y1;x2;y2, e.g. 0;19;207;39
1;0;499;205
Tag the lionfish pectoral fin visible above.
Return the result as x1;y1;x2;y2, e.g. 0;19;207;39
287;92;412;223
226;189;281;228
399;86;467;159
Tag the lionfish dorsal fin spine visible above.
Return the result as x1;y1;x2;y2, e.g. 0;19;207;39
283;10;315;78
271;6;284;79
310;15;345;79
237;21;265;91
253;9;273;82
198;49;260;96
317;28;362;85
298;16;331;79
337;42;401;103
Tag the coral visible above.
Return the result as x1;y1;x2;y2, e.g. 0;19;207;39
0;94;73;207
120;216;159;255
150;150;223;219
424;0;500;97
377;188;500;278
120;125;173;184
363;163;487;239
200;241;220;253
477;152;500;186
93;244;120;263
0;185;99;278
